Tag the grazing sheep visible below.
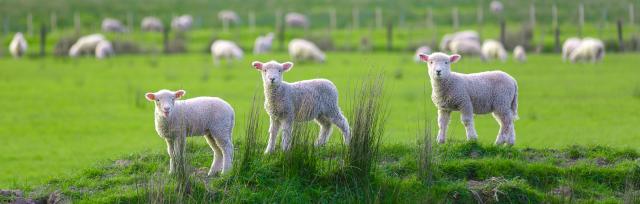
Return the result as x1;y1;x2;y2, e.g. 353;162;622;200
450;40;482;57
171;15;193;32
439;30;481;52
513;45;526;62
569;37;605;63
490;1;504;14
288;39;325;62
418;52;518;145
210;40;243;65
102;18;126;33
251;61;350;153
95;40;114;59
141;16;163;32
414;46;432;62
9;32;27;58
253;32;274;54
218;10;240;24
562;37;582;61
285;12;309;28
481;40;508;62
145;89;235;176
69;34;107;57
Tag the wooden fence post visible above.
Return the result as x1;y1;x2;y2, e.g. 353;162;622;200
352;8;359;30
27;13;33;36
50;13;57;32
40;24;47;57
386;22;393;51
329;8;336;32
617;19;624;51
74;13;81;36
578;3;584;37
249;11;255;32
452;7;459;30
500;20;506;45
375;7;383;29
553;4;560;52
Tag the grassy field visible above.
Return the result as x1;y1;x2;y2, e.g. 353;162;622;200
1;52;639;188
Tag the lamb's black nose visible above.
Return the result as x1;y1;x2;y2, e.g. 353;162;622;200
436;70;442;75
270;78;275;83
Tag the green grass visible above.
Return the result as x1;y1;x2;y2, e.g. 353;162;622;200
1;53;640;187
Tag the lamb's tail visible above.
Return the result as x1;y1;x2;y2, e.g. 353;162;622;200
511;83;519;120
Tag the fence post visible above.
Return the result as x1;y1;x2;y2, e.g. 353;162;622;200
275;9;282;34
352;8;359;30
500;20;506;46
50;12;57;32
386;22;393;51
248;11;255;32
530;4;536;28
477;2;484;32
3;16;9;36
578;3;584;37
452;7;459;30
162;27;169;54
74;13;81;36
329;8;336;32
617;19;624;51
553;4;560;52
127;12;133;32
630;3;635;27
375;7;383;29
40;24;46;57
27;13;33;36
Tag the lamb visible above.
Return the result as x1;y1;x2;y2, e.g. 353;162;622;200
417;52;518;146
285;12;310;28
218;10;240;24
569;37;605;63
210;40;244;65
141;16;163;32
513;45;526;62
9;32;27;58
251;61;350;153
450;40;482;56
414;46;432;62
562;37;582;61
144;89;235;176
490;0;504;13
69;34;107;57
171;15;193;32
95;40;114;59
439;30;480;52
288;39;325;62
481;40;508;62
253;32;274;54
102;18;126;33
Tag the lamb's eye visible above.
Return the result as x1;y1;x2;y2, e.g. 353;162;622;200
430;61;433;64
155;99;159;102
445;62;448;64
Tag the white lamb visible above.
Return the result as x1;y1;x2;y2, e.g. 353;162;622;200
218;10;240;24
95;40;114;59
210;40;243;65
418;52;519;145
251;61;350;153
171;15;193;32
413;46;432;62
141;16;163;32
69;34;107;57
9;32;27;58
562;37;582;61
285;12;309;28
490;1;504;13
513;45;526;63
102;18;126;33
288;39;325;63
145;89;235;176
253;32;274;54
569;37;605;63
481;40;508;62
450;40;482;57
439;30;480;52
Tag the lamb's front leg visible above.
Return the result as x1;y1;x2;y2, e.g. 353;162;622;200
460;106;478;141
265;116;281;154
281;118;294;151
165;138;176;174
437;109;451;144
172;136;188;176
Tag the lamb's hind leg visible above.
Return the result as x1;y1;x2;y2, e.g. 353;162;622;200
460;106;478;141
493;111;515;146
314;117;333;147
330;112;351;146
214;135;234;174
204;133;223;176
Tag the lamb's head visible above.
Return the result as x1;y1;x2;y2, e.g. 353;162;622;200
252;60;293;87
145;89;186;118
418;52;461;80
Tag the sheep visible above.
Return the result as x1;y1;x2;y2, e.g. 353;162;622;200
171;15;193;32
253;32;274;54
414;46;432;62
288;39;325;63
285;12;309;28
439;30;480;52
569;37;605;63
450;40;482;57
102;18;126;33
218;10;240;24
69;34;107;57
9;32;27;58
141;16;163;32
513;45;526;62
562;37;582;61
490;0;504;14
95;40;114;59
251;61;350;153
144;89;235;176
210;40;243;65
481;40;508;62
417;52;518;146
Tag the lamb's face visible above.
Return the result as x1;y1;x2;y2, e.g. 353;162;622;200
418;52;461;80
252;61;294;87
145;89;185;118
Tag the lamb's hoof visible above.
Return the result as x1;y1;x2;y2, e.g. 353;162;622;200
207;172;220;177
437;138;446;144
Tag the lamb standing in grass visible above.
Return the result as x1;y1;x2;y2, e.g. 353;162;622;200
418;52;518;145
285;12;309;28
9;32;27;58
252;61;350;153
288;39;325;62
513;45;526;63
69;34;107;57
254;33;274;54
145;89;235;176
95;40;114;59
569;37;605;63
141;17;163;32
171;15;193;32
562;37;582;62
102;18;126;33
210;40;244;65
481;40;508;62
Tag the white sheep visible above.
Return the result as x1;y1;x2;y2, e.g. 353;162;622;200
562;37;582;61
288;39;325;63
569;37;605;63
218;10;240;24
439;30;480;52
171;15;193;32
210;40;244;65
102;18;126;33
253;32;274;54
69;34;107;57
481;40;508;62
95;40;114;59
450;40;482;57
251;61;350;153
285;12;309;28
490;0;504;14
145;89;235;176
141;16;164;32
418;52;518;145
9;32;27;58
513;45;526;63
414;46;432;62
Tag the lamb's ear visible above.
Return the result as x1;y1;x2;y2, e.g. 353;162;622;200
282;62;294;72
145;93;156;101
252;61;263;70
175;90;186;99
450;54;461;63
418;54;429;62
